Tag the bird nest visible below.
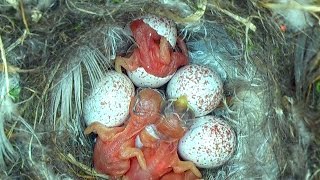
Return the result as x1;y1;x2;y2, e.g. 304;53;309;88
0;0;319;179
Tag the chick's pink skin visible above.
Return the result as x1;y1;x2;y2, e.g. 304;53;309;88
84;89;163;177
123;114;202;180
115;18;188;77
161;170;199;180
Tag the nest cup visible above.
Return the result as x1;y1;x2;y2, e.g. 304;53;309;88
0;0;319;179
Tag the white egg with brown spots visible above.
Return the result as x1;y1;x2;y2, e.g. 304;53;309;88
166;64;223;117
83;71;135;127
178;115;236;168
128;67;174;88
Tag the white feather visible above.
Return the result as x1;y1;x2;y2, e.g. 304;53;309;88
51;46;110;134
104;26;134;60
272;0;315;31
0;73;19;168
51;25;134;134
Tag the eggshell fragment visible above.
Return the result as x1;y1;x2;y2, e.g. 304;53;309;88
127;67;174;88
142;14;177;47
83;71;135;127
178;115;236;168
166;64;223;117
135;124;160;148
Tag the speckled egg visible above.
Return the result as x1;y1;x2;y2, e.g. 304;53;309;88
83;71;135;127
142;14;177;47
127;67;174;88
178;115;236;168
166;64;223;117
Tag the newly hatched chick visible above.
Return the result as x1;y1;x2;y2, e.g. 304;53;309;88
84;88;164;178
124;97;201;180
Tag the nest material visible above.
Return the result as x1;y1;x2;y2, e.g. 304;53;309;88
0;0;319;179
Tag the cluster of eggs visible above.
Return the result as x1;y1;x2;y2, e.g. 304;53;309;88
83;15;236;170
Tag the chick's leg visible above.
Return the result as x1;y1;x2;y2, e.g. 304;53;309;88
84;122;124;141
172;160;202;178
119;145;147;170
115;50;140;73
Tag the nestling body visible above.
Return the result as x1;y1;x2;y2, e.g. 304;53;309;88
115;18;188;77
124;102;202;180
84;88;164;178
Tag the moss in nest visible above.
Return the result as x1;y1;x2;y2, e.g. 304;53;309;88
315;80;320;93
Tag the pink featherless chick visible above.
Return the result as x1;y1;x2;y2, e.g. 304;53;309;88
123;96;202;180
84;88;164;178
115;15;189;78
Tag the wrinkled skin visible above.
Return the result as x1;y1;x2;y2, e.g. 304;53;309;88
123;114;202;180
115;19;188;77
84;88;163;178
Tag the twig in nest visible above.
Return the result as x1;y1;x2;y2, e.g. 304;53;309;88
59;153;109;179
178;0;207;23
310;168;320;180
7;30;29;53
0;35;10;95
0;63;40;73
305;50;320;103
208;1;257;32
19;0;30;34
0;14;16;33
154;0;207;24
262;1;320;12
66;0;100;15
307;76;320;102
